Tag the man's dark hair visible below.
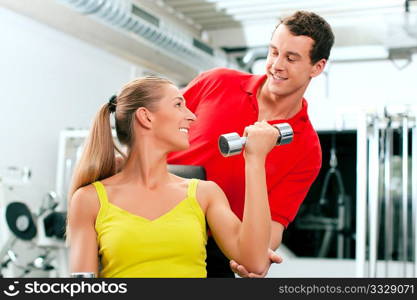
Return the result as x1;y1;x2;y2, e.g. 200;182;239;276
276;11;335;64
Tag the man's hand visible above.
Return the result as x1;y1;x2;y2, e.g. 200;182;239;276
229;248;283;278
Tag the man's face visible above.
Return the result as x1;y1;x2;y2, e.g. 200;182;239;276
264;24;325;98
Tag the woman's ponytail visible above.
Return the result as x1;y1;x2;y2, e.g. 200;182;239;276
68;101;121;199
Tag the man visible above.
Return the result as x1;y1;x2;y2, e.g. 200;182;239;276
168;11;334;277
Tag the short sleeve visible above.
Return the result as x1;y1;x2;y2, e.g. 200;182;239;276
181;68;232;113
181;71;207;113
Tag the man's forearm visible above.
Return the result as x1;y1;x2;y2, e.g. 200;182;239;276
269;221;284;251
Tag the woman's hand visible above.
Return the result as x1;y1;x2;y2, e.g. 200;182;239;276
243;121;279;160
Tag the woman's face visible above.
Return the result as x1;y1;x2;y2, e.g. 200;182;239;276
150;83;196;152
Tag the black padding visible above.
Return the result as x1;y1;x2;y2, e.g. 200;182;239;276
168;165;206;180
43;212;67;240
5;202;37;240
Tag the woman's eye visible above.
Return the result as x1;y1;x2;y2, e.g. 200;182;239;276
175;102;182;107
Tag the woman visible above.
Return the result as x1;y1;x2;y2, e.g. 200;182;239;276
67;76;278;278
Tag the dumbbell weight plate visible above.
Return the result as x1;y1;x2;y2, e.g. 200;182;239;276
274;123;293;145
218;132;245;157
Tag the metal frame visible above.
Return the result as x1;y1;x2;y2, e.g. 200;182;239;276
412;125;417;277
401;115;409;276
356;112;369;277
368;115;380;277
356;108;416;278
384;123;393;277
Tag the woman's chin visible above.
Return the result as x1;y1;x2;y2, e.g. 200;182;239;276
171;142;190;152
179;142;190;151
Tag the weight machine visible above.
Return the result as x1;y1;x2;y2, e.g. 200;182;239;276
0;167;65;277
356;106;417;277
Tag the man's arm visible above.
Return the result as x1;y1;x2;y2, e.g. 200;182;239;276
230;221;284;278
270;221;285;250
231;148;322;277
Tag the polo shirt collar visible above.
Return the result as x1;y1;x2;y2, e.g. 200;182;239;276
240;74;266;95
281;99;309;134
240;73;309;133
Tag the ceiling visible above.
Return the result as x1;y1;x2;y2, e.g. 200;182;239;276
151;0;417;64
4;0;416;75
159;0;412;30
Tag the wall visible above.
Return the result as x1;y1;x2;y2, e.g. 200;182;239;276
0;6;140;211
308;56;417;131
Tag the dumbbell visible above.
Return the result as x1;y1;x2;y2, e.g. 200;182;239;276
218;123;293;157
70;272;96;278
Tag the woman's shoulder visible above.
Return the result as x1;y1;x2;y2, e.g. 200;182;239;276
72;184;97;201
196;180;226;202
168;173;193;185
70;184;100;217
197;179;219;190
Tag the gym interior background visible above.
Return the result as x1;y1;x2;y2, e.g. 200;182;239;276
1;0;417;278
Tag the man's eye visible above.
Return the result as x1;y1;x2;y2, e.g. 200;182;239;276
175;102;182;107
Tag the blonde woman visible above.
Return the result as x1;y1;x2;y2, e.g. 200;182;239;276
67;76;279;278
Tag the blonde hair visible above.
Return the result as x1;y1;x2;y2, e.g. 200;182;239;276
68;76;173;198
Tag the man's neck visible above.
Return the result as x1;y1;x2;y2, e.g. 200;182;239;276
256;81;305;121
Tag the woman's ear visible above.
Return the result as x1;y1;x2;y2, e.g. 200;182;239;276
135;107;153;129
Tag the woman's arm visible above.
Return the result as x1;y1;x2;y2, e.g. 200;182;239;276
203;121;278;274
67;186;100;276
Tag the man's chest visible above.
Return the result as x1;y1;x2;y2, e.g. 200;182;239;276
216;142;303;185
193;92;258;135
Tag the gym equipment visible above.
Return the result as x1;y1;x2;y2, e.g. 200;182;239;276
295;133;351;259
356;107;417;278
6;202;37;241
0;187;66;277
0;201;38;277
0;166;31;186
218;123;293;157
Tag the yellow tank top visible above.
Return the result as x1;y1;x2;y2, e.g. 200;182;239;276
93;179;207;278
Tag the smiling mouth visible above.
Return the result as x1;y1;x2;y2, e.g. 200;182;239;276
271;73;288;81
179;128;189;133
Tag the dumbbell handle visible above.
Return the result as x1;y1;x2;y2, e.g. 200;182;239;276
218;123;293;157
240;123;293;146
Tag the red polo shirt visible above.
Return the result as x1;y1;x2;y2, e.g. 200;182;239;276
168;68;321;227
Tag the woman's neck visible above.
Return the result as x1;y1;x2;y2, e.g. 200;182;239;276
118;141;171;190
